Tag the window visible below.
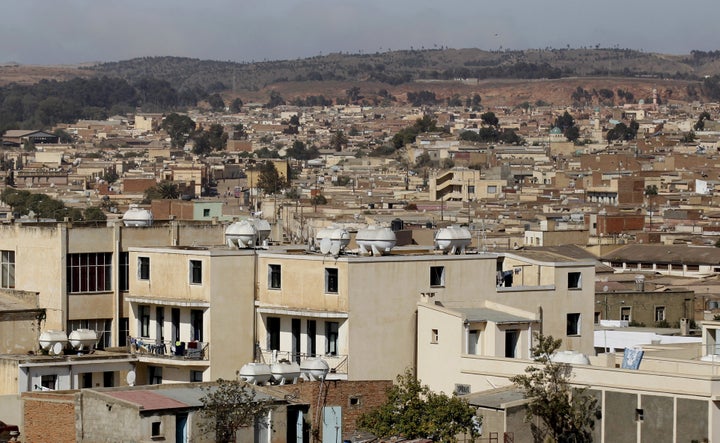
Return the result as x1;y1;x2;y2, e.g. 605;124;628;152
468;330;479;354
505;329;519;358
190;309;203;341
40;374;57;390
349;396;362;407
431;328;439;344
138;257;150;280
156;307;165;341
189;260;202;284
140;305;150;338
67;253;112;293
487;185;497;194
566;313;581;336
191;370;204;382
267;317;280;351
430;266;445;287
269;264;281;289
103;371;114;387
149;366;162;385
1;250;15;289
568;272;582;289
203;208;210;217
325;321;339;355
171;308;180;343
655;306;666;322
119;252;129;291
151;421;162;438
119;317;129;346
325;268;338;293
307;320;317;357
620;306;632;322
594;312;601;324
468;185;475;195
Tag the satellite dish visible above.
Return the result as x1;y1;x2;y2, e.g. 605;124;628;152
52;342;63;355
319;237;332;255
126;370;136;386
329;241;341;256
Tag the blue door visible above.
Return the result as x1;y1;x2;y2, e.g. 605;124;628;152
175;413;188;443
322;406;342;443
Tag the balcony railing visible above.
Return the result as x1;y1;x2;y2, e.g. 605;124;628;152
258;349;348;375
128;337;209;361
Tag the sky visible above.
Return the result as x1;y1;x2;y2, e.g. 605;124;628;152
1;0;719;65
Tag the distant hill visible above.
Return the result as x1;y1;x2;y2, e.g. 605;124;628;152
84;48;720;93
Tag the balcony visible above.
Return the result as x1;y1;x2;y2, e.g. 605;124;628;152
127;337;210;363
258;349;348;376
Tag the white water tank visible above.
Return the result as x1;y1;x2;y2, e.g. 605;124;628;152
356;226;396;256
225;219;271;248
39;330;68;352
68;329;97;350
550;350;591;365
300;358;330;381
270;361;301;385
316;228;350;255
122;204;154;227
238;362;272;385
435;226;472;254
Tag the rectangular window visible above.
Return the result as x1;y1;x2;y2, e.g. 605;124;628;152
468;330;479;354
171;308;180;343
203;208;210;217
468;185;475;195
191;370;204;382
487;185;497;194
325;268;338;293
40;374;57;390
119;317;129;347
505;329;519;358
620;306;632;322
140;305;150;338
325;321;339;355
269;264;281;289
307;320;317;357
151;421;162;438
138;257;150;280
190;309;203;342
430;266;445;287
67;252;112;293
156;307;165;342
149;366;162;385
594;312;601;324
655;306;666;322
119;252;129;291
103;371;114;387
1;250;15;289
189;260;202;284
267;317;280;351
431;328;439;344
567;313;581;336
568;272;582;289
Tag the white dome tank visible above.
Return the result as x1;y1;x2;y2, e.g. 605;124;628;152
238;362;272;385
39;330;68;351
226;220;258;248
68;329;97;350
435;226;472;254
316;228;350;255
356;226;396;256
122;204;154;227
270;361;301;385
300;358;330;381
551;350;591;365
253;219;271;245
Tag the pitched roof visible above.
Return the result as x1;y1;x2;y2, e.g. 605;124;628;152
602;244;720;266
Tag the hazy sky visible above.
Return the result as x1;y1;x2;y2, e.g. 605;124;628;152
1;0;718;65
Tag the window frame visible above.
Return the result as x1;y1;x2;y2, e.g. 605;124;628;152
139;305;150;338
566;313;581;336
1;250;15;289
325;268;339;294
431;328;439;344
67;252;112;293
138;256;150;281
620;306;632;322
189;260;202;285
430;266;445;288
325;321;339;355
268;264;282;290
655;306;666;322
568;272;582;289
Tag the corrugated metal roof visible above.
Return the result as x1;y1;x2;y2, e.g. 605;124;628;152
107;390;189;411
463;387;526;409
602;244;720;265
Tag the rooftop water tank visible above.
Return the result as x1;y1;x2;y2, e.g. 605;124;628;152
356;226;396;256
435;226;472;254
39;330;68;354
300;358;330;381
550;350;591;365
238;362;272;385
68;329;97;351
316;228;350;255
225;218;272;248
270;361;301;385
122;204;153;227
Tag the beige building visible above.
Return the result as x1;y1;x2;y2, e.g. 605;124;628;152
430;168;507;201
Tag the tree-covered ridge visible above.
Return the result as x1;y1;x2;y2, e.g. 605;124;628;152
86;48;718;93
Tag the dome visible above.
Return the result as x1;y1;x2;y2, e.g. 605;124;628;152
549;127;563;134
551;350;591;365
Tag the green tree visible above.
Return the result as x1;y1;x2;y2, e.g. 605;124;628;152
144;181;180;201
330;130;349;151
161;113;196;148
232;123;247;140
84;206;107;222
346;86;361;103
230;98;243;113
265;90;285;108
644;185;658;197
207;123;228;151
199;378;274;443
357;369;480;442
511;334;600;443
481;111;499;127
208;93;225;111
255;162;287;194
193;130;212;155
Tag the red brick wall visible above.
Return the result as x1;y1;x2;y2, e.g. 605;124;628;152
22;392;76;443
275;380;392;441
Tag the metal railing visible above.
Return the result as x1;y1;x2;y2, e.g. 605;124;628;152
257;349;348;374
128;337;209;361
